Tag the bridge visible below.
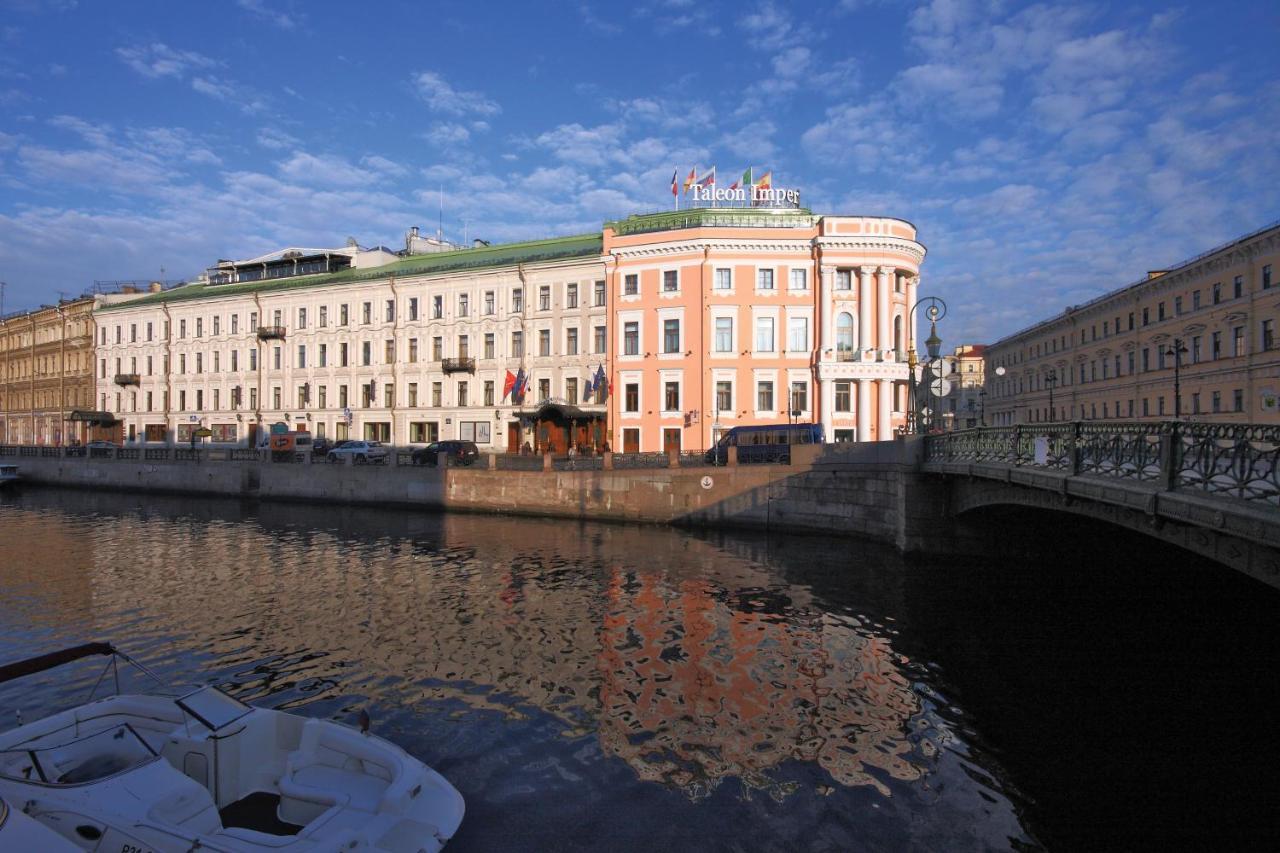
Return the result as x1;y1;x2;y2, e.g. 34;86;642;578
921;421;1280;590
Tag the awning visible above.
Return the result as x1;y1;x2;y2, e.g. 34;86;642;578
66;410;120;426
526;401;607;423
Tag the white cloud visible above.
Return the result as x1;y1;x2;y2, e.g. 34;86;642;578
256;127;299;150
423;122;471;146
190;76;266;113
412;71;500;117
236;0;301;30
115;43;217;79
276;151;376;187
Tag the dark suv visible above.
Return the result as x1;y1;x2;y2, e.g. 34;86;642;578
412;440;480;467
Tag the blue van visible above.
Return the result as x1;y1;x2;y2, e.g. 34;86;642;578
704;423;824;464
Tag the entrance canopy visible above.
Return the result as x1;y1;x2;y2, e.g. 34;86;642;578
524;401;606;426
66;410;119;426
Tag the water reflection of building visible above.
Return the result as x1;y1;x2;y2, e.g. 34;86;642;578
23;503;927;798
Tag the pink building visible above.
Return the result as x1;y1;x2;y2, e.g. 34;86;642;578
603;208;925;453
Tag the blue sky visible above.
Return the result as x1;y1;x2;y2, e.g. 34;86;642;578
1;0;1277;346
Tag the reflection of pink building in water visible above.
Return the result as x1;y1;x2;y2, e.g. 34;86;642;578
603;209;926;451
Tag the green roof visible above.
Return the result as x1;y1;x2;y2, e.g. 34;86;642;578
606;206;816;237
97;232;604;312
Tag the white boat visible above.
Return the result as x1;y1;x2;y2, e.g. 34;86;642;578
1;794;82;850
0;643;464;852
0;464;18;488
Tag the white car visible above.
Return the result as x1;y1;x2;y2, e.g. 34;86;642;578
326;440;389;464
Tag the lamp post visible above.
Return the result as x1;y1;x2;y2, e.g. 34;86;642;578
906;296;947;434
1163;338;1188;419
1044;368;1057;422
979;388;987;426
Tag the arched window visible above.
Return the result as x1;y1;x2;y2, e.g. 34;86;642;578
836;313;854;358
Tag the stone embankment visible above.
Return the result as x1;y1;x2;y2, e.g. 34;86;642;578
6;440;945;552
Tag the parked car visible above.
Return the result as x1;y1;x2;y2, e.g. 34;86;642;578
85;440;120;449
326;440;388;464
311;437;335;458
412;440;479;467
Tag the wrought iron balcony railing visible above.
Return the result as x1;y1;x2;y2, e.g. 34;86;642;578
256;325;287;340
114;373;140;386
441;356;476;374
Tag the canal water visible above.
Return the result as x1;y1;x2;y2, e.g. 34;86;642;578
1;487;1277;851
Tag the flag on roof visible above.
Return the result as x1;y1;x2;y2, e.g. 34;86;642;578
696;166;715;188
503;369;516;401
683;167;697;192
670;169;678;197
728;166;751;191
756;170;772;190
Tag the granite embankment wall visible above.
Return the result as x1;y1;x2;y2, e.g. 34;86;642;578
10;440;950;551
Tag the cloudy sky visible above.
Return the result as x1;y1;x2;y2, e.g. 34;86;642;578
1;0;1277;345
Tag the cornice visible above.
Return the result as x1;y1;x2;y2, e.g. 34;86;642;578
816;235;926;264
610;238;815;260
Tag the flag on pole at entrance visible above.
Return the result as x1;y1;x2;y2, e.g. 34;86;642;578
513;369;527;403
696;166;715;188
583;371;595;401
503;369;516;401
670;169;678;197
594;365;607;398
683;167;697;192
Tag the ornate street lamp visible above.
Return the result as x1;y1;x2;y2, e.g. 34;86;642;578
1163;338;1188;419
1044;368;1057;422
906;296;947;434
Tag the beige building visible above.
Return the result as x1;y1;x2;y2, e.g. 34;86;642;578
986;223;1280;426
938;344;987;430
0;297;100;444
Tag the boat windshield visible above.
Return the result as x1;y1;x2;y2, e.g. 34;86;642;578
176;685;251;732
1;723;157;785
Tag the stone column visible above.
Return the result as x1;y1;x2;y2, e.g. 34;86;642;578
856;378;870;442
858;266;874;352
877;267;893;357
877;379;892;441
906;276;919;352
820;265;836;359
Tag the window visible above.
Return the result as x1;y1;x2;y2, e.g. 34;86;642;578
566;327;579;356
1174;296;1182;315
179;319;186;339
539;285;551;310
757;381;774;412
594;325;607;354
1192;291;1201;310
1142;308;1149;326
1233;326;1245;357
1234;275;1243;299
1213;282;1221;304
512;288;523;312
716;381;732;412
408;298;418;321
1142;348;1150;371
458;382;468;407
715;268;731;290
484;291;495;315
362;302;372;324
484;333;495;359
537;378;550;402
757;269;774;290
196;317;203;337
295;307;306;330
834;381;851;412
1264;264;1273;289
836;270;852;291
788;317;809;352
662;270;678;293
318;344;327;367
433;337;444;360
1192;392;1200;414
458;335;470;359
539;329;551;357
594;280;606;306
250;349;258;370
1211;391;1221;413
1234;388;1244;412
318;386;327;408
1211;331;1221;360
432;295;443;319
384;339;395;363
1128;312;1134;331
624;322;638;355
713;317;733;353
567;283;578;308
339;343;348;367
431;382;442;407
789;381;808;413
663;319;680;353
1158;302;1166;321
789;269;807;291
624;383;639;412
756;317;775;352
1262;319;1275;351
339;304;348;326
459;294;469;317
338;385;347;408
408;383;418;407
1127;351;1135;374
624;274;638;296
484;380;495;406
408;339;418;363
664;382;680;411
510;331;523;358
362;341;372;366
296;345;306;369
146;321;154;341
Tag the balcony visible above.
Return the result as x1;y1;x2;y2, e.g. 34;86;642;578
441;357;476;374
257;325;287;341
114;373;140;386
